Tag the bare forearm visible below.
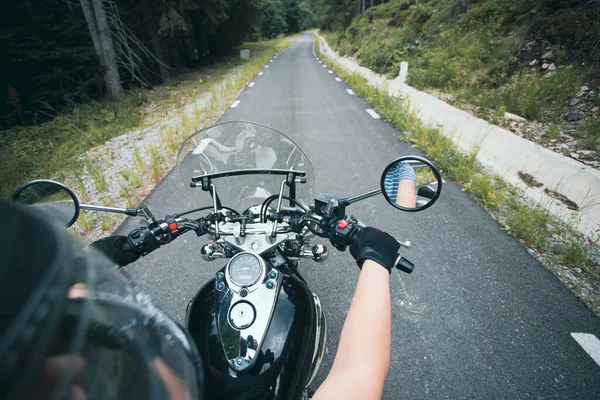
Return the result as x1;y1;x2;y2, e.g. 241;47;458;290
396;180;416;208
314;260;391;398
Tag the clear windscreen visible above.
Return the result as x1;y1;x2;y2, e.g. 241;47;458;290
176;121;315;214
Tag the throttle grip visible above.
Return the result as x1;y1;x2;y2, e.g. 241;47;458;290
395;256;415;274
331;218;416;274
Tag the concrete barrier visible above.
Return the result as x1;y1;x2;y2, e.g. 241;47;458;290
240;49;250;60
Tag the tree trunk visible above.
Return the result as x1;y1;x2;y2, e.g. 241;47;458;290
141;0;170;82
370;0;374;8
90;0;122;97
80;0;105;68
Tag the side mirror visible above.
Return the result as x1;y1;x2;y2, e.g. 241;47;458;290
12;180;80;228
381;156;442;212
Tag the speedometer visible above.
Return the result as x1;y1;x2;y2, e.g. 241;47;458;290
227;252;263;287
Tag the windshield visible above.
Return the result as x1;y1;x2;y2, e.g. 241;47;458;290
176;121;315;213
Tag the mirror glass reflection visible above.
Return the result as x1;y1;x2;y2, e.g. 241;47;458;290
13;181;78;227
383;159;441;210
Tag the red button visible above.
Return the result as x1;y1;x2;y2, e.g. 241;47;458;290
337;220;349;230
169;222;179;234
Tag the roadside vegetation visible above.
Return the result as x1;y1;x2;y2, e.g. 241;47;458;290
324;0;598;118
316;0;600;164
73;36;292;239
0;38;287;200
315;33;600;315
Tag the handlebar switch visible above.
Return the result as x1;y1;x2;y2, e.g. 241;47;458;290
396;257;415;274
127;226;159;256
329;218;360;250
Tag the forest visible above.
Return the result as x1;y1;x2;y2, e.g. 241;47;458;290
0;0;315;129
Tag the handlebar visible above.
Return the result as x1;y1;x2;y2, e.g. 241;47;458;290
119;207;414;273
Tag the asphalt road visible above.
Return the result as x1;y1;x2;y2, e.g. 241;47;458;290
118;33;600;399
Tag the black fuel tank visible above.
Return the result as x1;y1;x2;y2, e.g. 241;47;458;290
185;273;318;400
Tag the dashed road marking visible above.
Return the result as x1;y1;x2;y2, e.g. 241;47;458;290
318;61;322;64
265;65;269;68
230;100;241;108
270;60;273;63
335;77;342;82
346;89;355;95
322;65;326;68
258;72;263;76
249;82;255;87
328;70;334;74
366;109;380;119
572;333;600;367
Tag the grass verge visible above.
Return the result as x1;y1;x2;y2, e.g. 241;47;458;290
314;33;600;314
0;37;290;200
324;0;598;127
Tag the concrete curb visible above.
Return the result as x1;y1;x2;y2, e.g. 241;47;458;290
316;33;600;237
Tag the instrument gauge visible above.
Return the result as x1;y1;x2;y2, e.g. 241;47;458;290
227;252;263;287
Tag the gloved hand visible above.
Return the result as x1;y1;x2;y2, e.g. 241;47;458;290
349;227;400;273
91;236;140;267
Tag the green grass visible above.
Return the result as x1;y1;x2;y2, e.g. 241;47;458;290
494;69;586;121
133;145;145;172
84;157;108;194
464;172;509;211
73;175;91;203
315;33;599;303
503;198;552;247
555;234;593;269
547;124;561;141
0;36;290;200
148;145;164;184
326;0;597;124
577;117;600;150
118;169;142;208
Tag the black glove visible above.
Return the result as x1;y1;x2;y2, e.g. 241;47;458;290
349;227;400;273
91;236;140;267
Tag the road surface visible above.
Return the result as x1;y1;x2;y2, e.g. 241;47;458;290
118;33;600;399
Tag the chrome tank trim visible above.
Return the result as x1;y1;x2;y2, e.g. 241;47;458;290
215;256;282;372
306;292;327;388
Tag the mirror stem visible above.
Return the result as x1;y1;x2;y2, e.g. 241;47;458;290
342;188;382;206
80;204;138;216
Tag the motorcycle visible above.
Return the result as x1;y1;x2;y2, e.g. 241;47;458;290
12;121;442;399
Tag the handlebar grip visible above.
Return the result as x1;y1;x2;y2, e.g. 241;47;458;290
395;256;415;274
121;238;136;252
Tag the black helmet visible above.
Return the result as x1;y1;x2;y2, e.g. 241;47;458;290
0;201;204;399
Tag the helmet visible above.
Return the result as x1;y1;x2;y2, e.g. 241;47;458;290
0;201;204;400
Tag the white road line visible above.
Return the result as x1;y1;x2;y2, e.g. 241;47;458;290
265;65;269;68
248;82;255;87
322;65;326;68
258;72;263;76
335;77;342;82
346;89;355;95
572;333;600;367
270;60;273;63
318;61;322;63
328;70;334;74
366;109;380;119
230;100;241;108
316;57;320;60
